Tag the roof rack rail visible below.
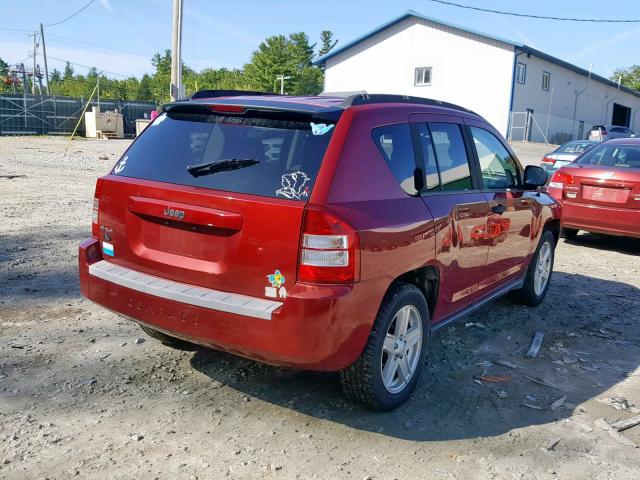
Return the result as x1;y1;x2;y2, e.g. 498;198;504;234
341;93;478;116
190;89;279;100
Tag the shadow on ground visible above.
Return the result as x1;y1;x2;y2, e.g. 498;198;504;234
564;232;640;256
191;271;640;441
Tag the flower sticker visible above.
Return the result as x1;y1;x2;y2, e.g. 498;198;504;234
267;270;285;288
265;270;287;299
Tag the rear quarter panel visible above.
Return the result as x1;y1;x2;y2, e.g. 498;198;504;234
314;105;437;316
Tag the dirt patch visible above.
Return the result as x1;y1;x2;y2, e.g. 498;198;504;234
1;136;639;479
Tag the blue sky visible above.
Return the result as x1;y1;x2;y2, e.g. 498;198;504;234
1;0;638;80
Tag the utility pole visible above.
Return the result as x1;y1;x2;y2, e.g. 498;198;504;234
170;0;183;101
30;31;38;94
40;23;50;95
276;74;290;95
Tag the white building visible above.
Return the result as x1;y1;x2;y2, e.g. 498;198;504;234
316;11;640;144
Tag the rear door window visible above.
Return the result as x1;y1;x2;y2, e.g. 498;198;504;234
112;111;335;201
429;123;473;191
415;123;441;191
470;126;521;190
372;123;419;195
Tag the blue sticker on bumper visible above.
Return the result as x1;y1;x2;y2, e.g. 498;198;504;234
102;241;114;256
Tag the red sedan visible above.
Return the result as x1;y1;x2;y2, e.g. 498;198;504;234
547;138;640;239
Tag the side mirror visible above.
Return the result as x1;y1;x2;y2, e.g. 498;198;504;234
523;165;547;189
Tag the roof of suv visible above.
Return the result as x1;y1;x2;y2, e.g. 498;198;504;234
164;90;481;121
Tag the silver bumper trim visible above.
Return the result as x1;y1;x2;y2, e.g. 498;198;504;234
88;260;281;320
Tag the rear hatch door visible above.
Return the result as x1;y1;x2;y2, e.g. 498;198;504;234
96;103;339;299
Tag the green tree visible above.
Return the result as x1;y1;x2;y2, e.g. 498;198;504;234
0;57;8;77
137;74;153;101
0;57;9;93
49;68;61;83
63;62;74;80
611;65;640;92
244;32;323;95
318;30;337;56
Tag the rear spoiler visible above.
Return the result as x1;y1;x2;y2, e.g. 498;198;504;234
190;89;280;100
163;98;344;122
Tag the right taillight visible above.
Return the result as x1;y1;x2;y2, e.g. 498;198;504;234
548;169;575;190
298;206;359;284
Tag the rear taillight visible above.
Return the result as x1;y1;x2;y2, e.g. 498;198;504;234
91;179;103;238
548;169;575;189
298;206;359;284
92;198;99;224
542;156;556;165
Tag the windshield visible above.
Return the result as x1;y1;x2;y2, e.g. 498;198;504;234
112;111;336;200
575;143;640;168
557;142;596;154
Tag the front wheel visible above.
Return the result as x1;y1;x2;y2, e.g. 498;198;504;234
510;230;555;307
340;283;429;411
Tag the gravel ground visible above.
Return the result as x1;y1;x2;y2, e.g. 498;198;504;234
1;136;639;480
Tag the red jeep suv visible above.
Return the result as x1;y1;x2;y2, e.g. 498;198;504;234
79;92;559;410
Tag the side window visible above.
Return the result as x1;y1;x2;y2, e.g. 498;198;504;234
516;63;526;84
415;123;440;191
372;123;418;195
470;126;521;190
429;123;474;191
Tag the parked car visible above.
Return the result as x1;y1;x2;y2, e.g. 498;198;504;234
79;91;559;410
540;140;599;177
588;125;637;142
548;138;640;240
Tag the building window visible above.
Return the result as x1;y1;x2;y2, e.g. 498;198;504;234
516;62;526;84
414;67;432;86
542;71;550;91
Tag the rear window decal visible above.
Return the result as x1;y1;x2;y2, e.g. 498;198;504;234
265;270;287;299
151;113;167;127
310;122;334;136
276;171;310;200
114;156;128;174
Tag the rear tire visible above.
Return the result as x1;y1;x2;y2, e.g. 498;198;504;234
139;325;197;350
562;228;579;240
510;230;555;307
340;283;430;411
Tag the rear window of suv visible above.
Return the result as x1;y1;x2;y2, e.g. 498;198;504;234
112;110;335;201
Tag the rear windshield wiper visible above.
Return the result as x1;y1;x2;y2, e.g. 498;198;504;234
186;158;259;178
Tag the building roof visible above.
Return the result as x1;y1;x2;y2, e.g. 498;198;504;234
314;10;640;99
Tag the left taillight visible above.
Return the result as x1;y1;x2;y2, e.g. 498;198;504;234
542;156;556;165
91;178;103;238
298;206;360;284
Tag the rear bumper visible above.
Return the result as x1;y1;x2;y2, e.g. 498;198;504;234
562;201;640;238
79;238;388;371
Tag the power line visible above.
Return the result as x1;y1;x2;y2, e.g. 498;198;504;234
44;0;98;27
425;0;640;23
46;55;131;78
45;32;153;58
0;27;32;32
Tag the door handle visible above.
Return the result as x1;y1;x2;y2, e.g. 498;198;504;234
491;204;507;215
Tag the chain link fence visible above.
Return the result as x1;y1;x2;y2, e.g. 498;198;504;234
0;93;156;137
508;111;588;145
